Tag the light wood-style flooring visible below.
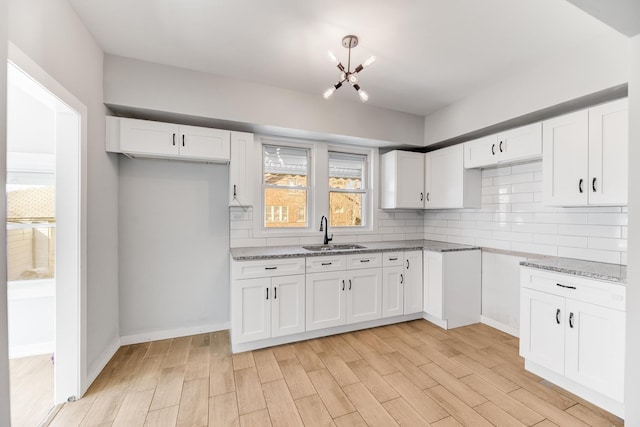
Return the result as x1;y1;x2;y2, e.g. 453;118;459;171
10;353;54;427
47;321;623;426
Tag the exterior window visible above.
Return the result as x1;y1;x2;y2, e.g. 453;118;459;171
263;145;309;228
329;152;367;227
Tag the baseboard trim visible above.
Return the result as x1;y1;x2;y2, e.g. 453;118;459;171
120;322;230;346
480;315;519;337
85;335;121;395
9;341;54;359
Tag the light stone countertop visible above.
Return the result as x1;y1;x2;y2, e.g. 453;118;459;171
520;257;627;284
230;239;480;261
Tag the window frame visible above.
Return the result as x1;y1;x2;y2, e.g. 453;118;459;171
328;151;368;228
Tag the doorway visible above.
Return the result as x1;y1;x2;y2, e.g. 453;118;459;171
6;47;84;425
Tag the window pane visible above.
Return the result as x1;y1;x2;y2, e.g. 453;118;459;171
265;188;307;228
329;153;364;189
264;145;308;187
330;192;363;227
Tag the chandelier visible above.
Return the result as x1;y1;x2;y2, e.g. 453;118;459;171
323;35;376;103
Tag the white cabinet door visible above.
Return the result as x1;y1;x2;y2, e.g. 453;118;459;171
120;117;180;157
306;272;346;331
346;269;382;324
588;98;628;206
232;278;271;344
564;299;625;402
464;135;497;168
425;145;479;209
229;132;255;206
543;110;589;206
498;122;542;163
519;288;565;375
382;265;403;318
403;251;423;315
179;125;230;161
381;150;424;209
271;274;305;338
423;251;443;318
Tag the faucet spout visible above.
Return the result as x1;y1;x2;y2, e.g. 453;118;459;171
320;216;333;245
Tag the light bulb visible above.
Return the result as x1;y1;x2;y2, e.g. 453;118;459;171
348;73;358;84
328;50;339;65
363;55;376;67
358;89;369;102
323;86;336;99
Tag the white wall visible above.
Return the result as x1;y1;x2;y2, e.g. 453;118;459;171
423;33;629;145
8;0;119;391
0;0;10;422
624;34;640;425
118;158;230;341
103;54;425;147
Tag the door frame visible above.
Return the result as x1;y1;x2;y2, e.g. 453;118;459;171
8;43;87;404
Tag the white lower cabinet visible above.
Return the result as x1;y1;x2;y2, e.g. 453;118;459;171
519;267;626;416
423;249;481;329
382;251;423;318
306;253;382;332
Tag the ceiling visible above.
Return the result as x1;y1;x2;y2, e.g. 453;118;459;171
68;0;622;116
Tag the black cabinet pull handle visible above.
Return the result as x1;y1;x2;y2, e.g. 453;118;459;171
406;260;410;269
233;184;237;197
266;288;269;300
400;273;404;284
274;287;277;299
491;144;495;155
579;179;584;193
182;134;185;147
342;280;345;291
265;266;278;270
172;133;176;146
420;192;424;201
556;283;576;290
389;257;398;261
569;312;574;328
360;259;370;263
556;308;561;324
321;262;332;266
426;193;430;202
499;141;503;152
348;279;352;290
592;177;597;192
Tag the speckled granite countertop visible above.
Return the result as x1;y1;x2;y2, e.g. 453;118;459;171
230;240;479;261
520;257;627;284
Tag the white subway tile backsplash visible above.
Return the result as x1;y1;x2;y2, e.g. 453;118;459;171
494;212;534;223
447;235;475;245
511;242;558;257
493;172;534;185
482;166;512;177
558;247;621;264
435;212;461;220
511;181;543;193
558;224;622;238
447;220;476;229
587;213;628;226
533;234;588;248
511;162;542;174
475;238;511;251
511;223;558;234
492;231;533;243
533;212;588;224
587;237;627;251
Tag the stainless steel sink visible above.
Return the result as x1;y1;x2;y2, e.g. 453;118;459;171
302;244;366;252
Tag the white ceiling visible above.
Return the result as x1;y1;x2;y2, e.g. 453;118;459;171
68;0;621;116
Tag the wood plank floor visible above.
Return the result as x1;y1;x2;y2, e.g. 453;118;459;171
46;321;624;426
10;353;54;427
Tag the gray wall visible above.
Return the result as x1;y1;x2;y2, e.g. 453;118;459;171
0;0;10;421
103;54;425;147
8;0;120;388
625;33;640;425
118;158;230;338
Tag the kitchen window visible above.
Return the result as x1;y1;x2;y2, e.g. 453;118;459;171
329;152;367;227
262;145;310;228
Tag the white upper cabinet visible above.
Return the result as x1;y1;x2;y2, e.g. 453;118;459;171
380;150;425;209
424;145;481;209
543;98;628;206
106;117;231;163
229;132;256;206
464;123;542;169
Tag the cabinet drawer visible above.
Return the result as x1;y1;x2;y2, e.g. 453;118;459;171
347;253;383;270
233;258;305;279
383;252;404;267
306;255;347;273
521;268;625;311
